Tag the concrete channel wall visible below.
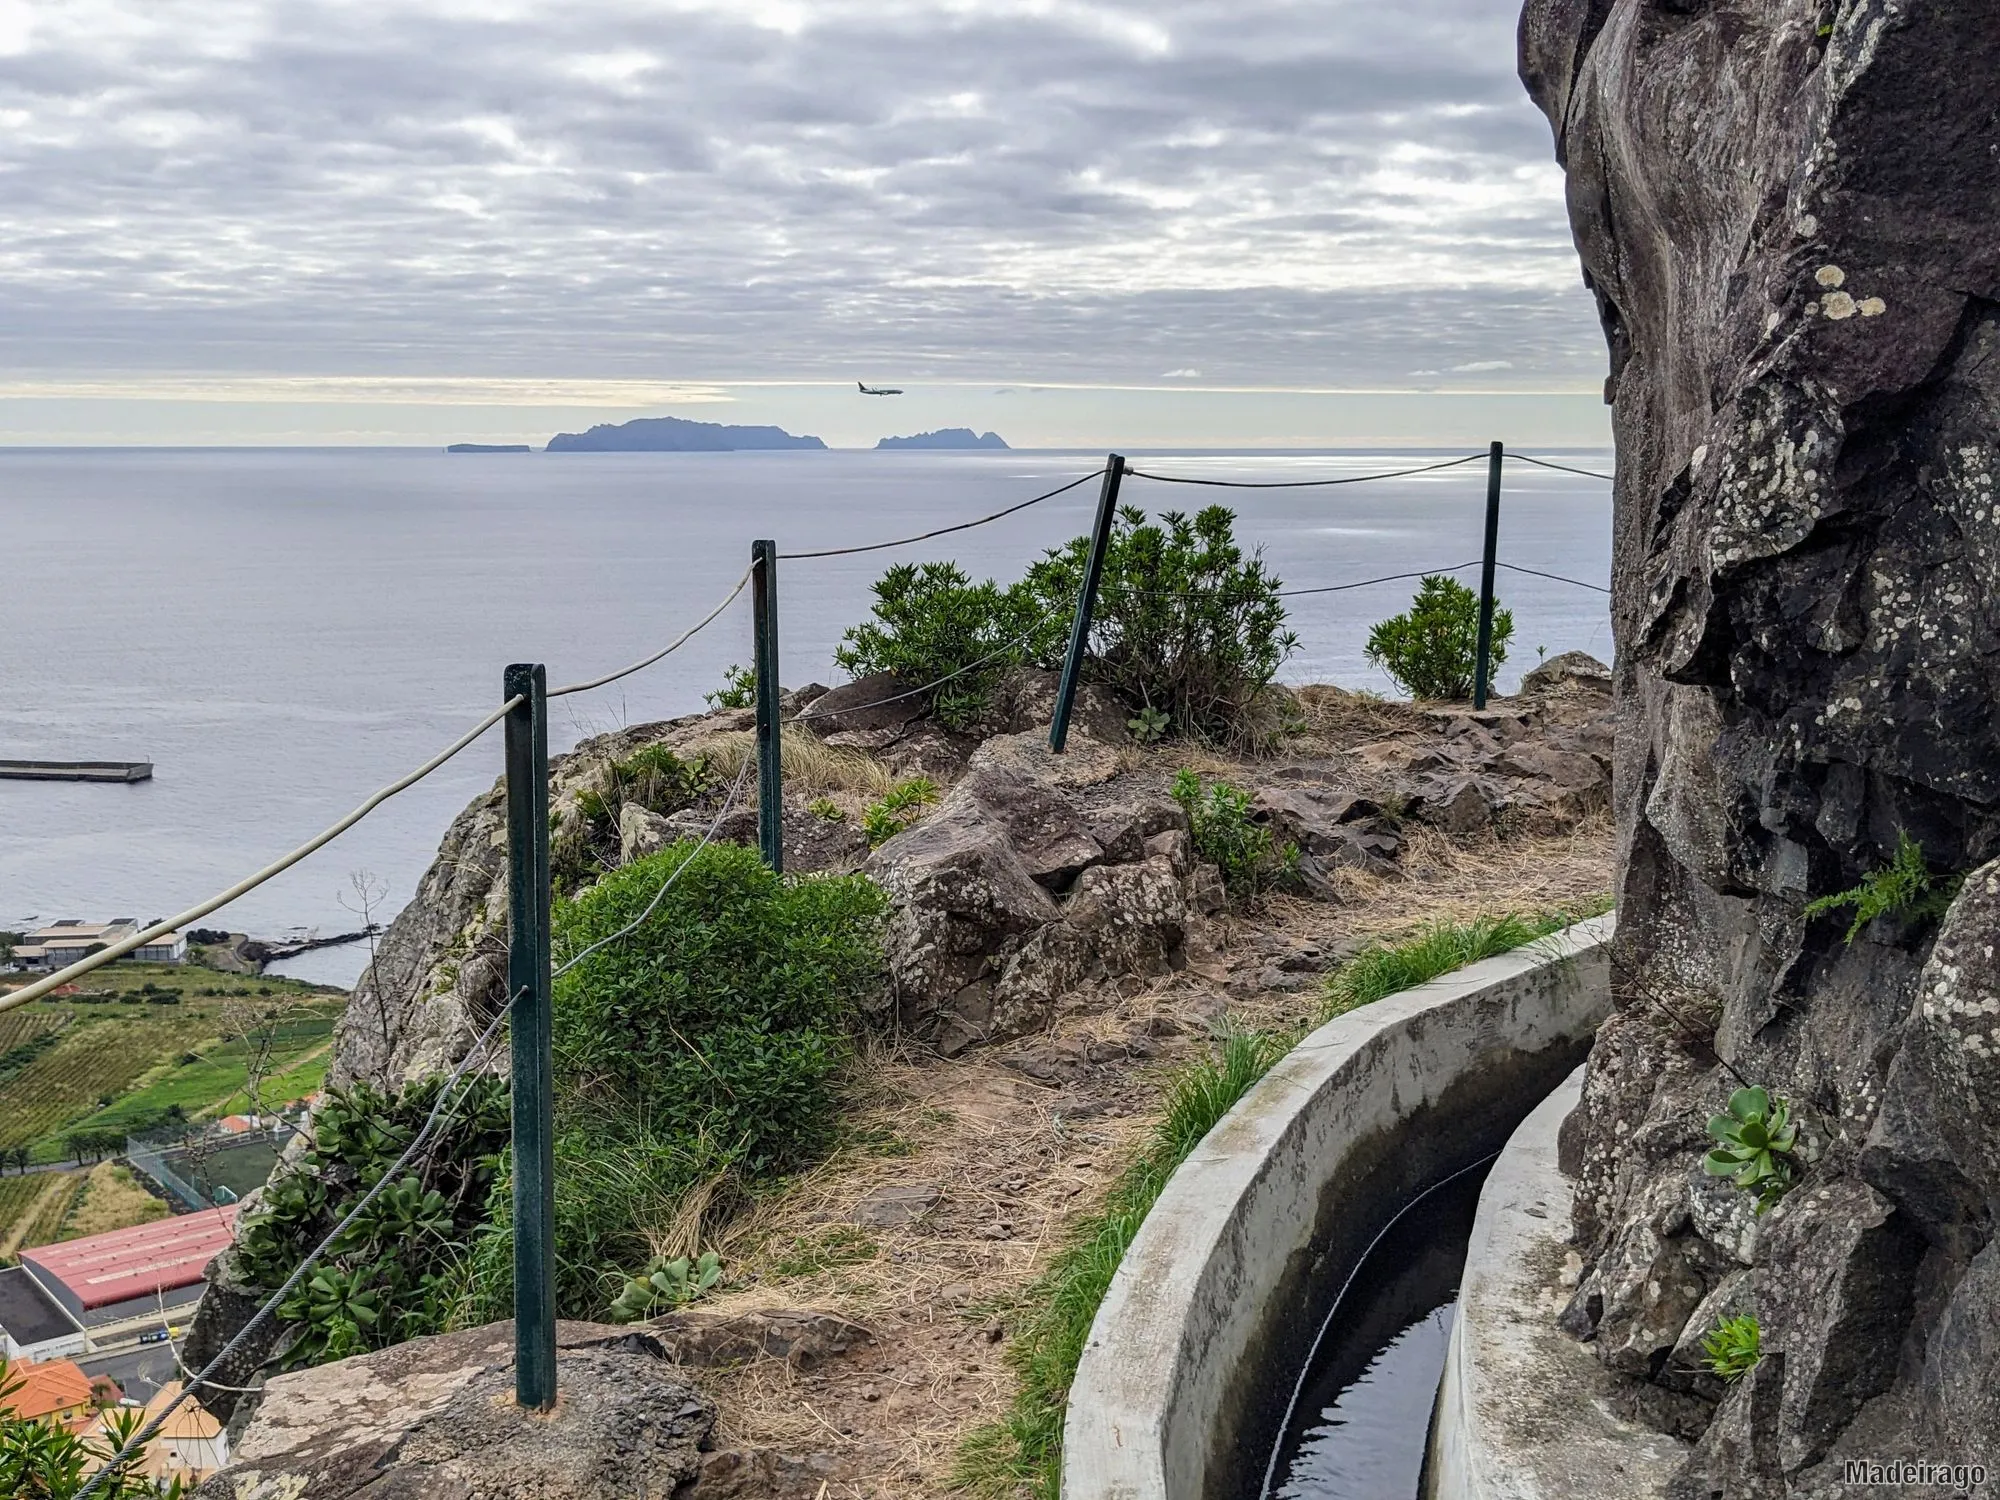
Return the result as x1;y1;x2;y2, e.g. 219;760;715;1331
1062;913;1613;1500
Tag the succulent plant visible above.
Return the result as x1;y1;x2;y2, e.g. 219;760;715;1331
1704;1086;1800;1213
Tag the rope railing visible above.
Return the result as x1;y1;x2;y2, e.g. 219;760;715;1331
778;468;1103;560
1507;452;1615;482
1124;452;1486;488
1;569;755;1017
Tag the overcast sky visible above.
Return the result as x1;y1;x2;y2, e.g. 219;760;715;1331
0;0;1611;445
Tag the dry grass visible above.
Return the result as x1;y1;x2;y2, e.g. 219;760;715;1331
0;1171;84;1261
1287;683;1430;748
694;727;902;800
57;1161;170;1241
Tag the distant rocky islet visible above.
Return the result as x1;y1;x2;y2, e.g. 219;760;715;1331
446;415;1010;453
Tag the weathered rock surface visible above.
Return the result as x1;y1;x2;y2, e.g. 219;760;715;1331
192;1321;714;1500
1523;0;2000;1486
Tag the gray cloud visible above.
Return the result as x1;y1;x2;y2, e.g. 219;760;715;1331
0;0;1603;387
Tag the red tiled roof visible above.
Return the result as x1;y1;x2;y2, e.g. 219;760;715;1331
20;1207;237;1310
0;1358;93;1421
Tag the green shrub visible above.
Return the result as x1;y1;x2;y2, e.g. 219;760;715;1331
233;1075;512;1369
1701;1314;1762;1382
954;1029;1292;1498
1019;505;1297;744
474;841;886;1319
807;796;845;823
1805;830;1961;943
835;562;1049;730
1364;574;1513;701
863;777;940;848
705;664;756;711
1171;770;1292;900
1704;1086;1800;1214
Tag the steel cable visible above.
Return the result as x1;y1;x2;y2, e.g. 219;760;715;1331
1124;453;1486;489
777;470;1103;560
1506;453;1615;482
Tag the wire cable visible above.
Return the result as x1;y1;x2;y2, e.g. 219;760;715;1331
0;697;526;1016
1124;453;1486;489
793;623;1049;726
1495;560;1611;594
73;991;520;1500
549;565;753;699
777;470;1103;560
1506;453;1615;482
1277;562;1483;598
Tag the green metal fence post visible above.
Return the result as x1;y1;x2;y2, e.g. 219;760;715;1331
1472;441;1505;710
503;663;556;1412
1049;455;1125;754
752;539;783;873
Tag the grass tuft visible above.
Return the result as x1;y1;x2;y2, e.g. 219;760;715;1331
1321;901;1607;1021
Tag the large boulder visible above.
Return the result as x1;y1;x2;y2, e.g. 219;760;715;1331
1522;0;2000;1485
193;1321;714;1500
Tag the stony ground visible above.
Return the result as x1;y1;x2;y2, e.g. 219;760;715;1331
652;666;1618;1498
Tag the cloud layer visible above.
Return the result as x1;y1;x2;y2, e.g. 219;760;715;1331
0;0;1603;388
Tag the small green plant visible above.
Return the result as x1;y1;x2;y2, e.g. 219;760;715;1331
556;744;715;895
1804;830;1960;943
607;1250;723;1323
1704;1087;1801;1214
1171;769;1293;899
1127;706;1169;744
1363;574;1513;700
807;796;845;823
705;664;756;711
1701;1314;1762;1382
863;777;940;848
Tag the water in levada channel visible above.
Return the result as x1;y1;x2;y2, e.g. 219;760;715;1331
1262;1159;1490;1500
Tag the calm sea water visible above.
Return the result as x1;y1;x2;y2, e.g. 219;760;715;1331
1;447;1611;985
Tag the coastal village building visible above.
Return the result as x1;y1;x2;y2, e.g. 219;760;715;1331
7;919;185;969
0;1355;94;1427
80;1381;230;1485
0;1266;88;1363
19;1206;237;1325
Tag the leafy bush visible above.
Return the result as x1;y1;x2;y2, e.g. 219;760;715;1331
836;507;1295;745
705;664;756;711
1805;830;1960;943
1364;574;1513;701
862;777;940;848
1702;1314;1762;1382
954;1029;1292;1498
2;1364;180;1498
475;841;886;1319
1020;505;1297;744
1704;1086;1801;1214
1171;770;1293;900
835;562;1048;730
233;1075;512;1368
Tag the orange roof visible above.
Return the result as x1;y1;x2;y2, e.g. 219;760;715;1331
21;1206;237;1310
1;1358;94;1421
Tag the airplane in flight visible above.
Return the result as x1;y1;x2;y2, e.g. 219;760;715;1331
857;381;904;396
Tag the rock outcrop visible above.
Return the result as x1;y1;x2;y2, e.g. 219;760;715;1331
193;1321;715;1500
1522;0;2000;1488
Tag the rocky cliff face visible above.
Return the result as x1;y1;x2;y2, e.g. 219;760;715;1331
1521;1;2000;1492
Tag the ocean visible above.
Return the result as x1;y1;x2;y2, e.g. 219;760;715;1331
1;446;1613;987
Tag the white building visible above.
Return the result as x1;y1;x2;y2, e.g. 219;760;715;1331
12;918;185;969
